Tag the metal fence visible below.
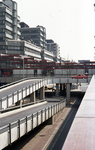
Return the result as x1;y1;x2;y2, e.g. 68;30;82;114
0;79;46;110
0;99;66;150
0;76;91;111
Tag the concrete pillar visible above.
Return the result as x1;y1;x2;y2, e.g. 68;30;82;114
30;92;35;102
60;83;62;96
40;86;45;100
56;83;59;96
16;100;22;108
66;83;70;105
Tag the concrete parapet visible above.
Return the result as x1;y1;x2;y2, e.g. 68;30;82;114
45;108;64;125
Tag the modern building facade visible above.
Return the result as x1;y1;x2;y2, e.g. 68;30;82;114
0;0;61;62
0;0;21;53
20;23;46;50
46;39;60;61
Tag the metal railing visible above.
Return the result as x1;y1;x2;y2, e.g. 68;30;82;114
0;99;46;113
0;76;91;111
0;78;46;111
0;99;66;150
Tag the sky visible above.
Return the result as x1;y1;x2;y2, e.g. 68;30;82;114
15;0;95;62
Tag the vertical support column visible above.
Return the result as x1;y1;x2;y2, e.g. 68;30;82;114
56;83;59;97
16;100;22;108
60;83;62;96
66;83;70;105
30;91;35;102
40;86;45;100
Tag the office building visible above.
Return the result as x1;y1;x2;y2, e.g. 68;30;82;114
46;39;60;61
0;0;21;54
0;0;58;62
20;23;46;49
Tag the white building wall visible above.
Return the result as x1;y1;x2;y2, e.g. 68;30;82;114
54;69;85;75
37;70;42;75
89;69;95;75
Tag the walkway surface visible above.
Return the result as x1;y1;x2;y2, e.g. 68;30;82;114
62;75;95;150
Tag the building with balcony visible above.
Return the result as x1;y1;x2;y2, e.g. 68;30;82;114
20;23;46;50
0;0;21;54
0;0;59;62
46;39;60;62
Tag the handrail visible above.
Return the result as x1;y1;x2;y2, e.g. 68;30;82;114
0;99;66;132
0;99;47;113
0;76;92;90
0;76;91;111
0;76;44;90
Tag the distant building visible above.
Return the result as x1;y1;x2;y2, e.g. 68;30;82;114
0;0;58;62
78;60;90;63
20;24;46;49
46;39;60;61
20;22;29;28
0;0;21;53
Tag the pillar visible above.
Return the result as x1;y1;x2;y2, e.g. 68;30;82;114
40;86;45;100
56;83;59;96
16;100;22;108
66;83;70;105
30;92;35;102
60;83;62;96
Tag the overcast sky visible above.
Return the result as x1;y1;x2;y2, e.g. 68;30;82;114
15;0;95;62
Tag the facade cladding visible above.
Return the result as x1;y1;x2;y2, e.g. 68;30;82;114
0;0;21;53
0;0;60;62
46;39;60;58
20;23;46;50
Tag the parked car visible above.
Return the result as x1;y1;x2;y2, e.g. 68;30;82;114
71;74;87;79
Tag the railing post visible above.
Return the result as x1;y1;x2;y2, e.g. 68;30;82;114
40;80;41;88
7;95;8;108
52;78;54;84
54;105;55;114
0;99;2;111
22;89;24;104
58;103;59;112
45;108;46;120
29;85;31;94
32;114;33;129
17;91;19;101
18;119;20;139
41;110;43;123
37;111;38;126
12;93;14;105
48;107;49;118
51;105;52;116
38;81;39;89
25;87;27;96
35;82;36;91
26;116;28;134
9;123;11;145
